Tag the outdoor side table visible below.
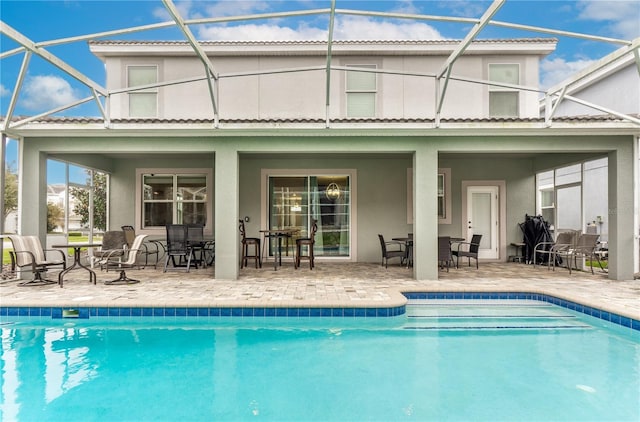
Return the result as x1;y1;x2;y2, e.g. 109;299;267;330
53;243;102;287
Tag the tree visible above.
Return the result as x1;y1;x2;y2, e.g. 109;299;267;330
69;171;107;231
47;202;64;233
3;163;18;219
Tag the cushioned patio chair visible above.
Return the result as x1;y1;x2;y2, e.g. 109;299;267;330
7;235;67;286
534;230;578;269
553;232;604;274
101;234;148;284
451;234;482;269
122;225;159;268
378;234;405;268
295;220;318;270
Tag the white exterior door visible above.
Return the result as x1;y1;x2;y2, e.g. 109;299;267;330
466;186;499;259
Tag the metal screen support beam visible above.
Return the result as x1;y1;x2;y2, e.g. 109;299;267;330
1;134;6;263
545;86;567;127
325;0;336;128
434;0;505;118
0;21;106;97
436;0;505;80
162;0;219;122
563;94;640;126
3;51;30;132
92;89;109;128
435;65;452;125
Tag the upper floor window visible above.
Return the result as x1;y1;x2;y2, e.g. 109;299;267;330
346;64;376;118
128;65;157;118
488;63;519;117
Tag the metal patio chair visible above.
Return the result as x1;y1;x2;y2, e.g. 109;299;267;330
7;235;67;286
101;234;148;284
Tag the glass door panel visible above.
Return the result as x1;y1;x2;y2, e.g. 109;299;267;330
269;177;308;257
268;175;351;258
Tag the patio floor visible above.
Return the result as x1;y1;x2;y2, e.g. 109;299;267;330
1;260;638;321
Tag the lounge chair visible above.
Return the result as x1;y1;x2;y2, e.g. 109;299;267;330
101;234;148;284
7;235;67;286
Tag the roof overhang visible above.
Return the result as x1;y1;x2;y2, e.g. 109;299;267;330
3;118;637;139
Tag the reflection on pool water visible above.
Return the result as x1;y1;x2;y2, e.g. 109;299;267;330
1;300;638;421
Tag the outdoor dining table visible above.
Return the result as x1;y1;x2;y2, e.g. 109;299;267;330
259;228;298;270
52;243;102;287
392;236;413;268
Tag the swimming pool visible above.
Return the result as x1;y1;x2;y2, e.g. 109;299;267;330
1;299;638;421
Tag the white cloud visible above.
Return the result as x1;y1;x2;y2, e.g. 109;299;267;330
0;84;9;97
540;57;597;90
197;22;327;41
21;75;80;111
577;0;640;39
197;15;442;41
334;16;442;40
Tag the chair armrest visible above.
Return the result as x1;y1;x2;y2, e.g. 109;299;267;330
533;241;555;252
453;241;471;252
385;240;405;250
43;248;67;264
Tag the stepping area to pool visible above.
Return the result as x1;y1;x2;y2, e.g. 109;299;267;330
1;262;638;322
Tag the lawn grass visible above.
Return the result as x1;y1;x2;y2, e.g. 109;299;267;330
2;235;102;265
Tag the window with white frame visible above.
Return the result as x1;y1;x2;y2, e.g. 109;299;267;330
407;168;451;224
137;169;212;232
488;63;519;117
346;64;376;118
128;65;158;118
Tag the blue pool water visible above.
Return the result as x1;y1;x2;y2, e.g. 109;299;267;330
1;300;638;421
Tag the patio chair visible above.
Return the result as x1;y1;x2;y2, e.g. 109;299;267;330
101;234;148;284
164;224;196;272
239;219;261;269
438;236;453;271
378;234;405;268
295;220;318;270
187;224;214;267
91;230;126;269
554;233;605;274
7;235;67;286
451;234;482;269
122;225;159;268
534;230;578;269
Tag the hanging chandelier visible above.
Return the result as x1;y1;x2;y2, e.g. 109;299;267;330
325;182;341;200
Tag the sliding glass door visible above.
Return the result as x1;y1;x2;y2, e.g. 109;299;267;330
267;174;350;258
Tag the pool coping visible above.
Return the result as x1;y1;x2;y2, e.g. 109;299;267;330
1;290;638;332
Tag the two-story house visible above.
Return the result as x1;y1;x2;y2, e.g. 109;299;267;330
3;38;638;281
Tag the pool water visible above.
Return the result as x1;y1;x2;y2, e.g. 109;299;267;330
1;300;638;421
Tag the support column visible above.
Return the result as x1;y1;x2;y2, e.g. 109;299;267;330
214;146;239;280
608;146;635;280
19;141;47;238
413;146;439;280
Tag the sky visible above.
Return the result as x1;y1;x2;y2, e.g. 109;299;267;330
1;0;639;121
